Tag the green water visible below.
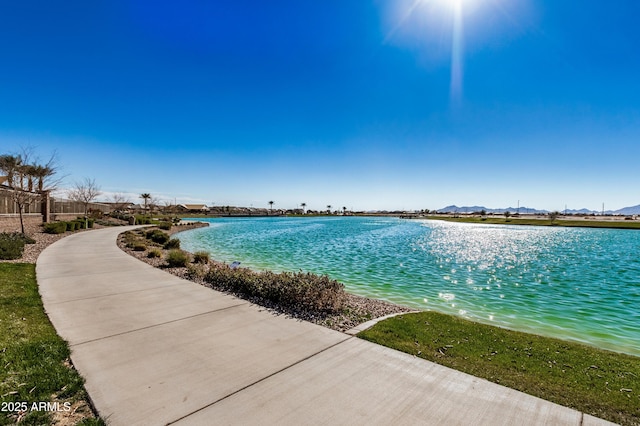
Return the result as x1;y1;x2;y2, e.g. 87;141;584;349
177;216;640;356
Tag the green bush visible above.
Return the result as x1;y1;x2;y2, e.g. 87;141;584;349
145;230;169;244
20;234;36;244
135;215;152;225
43;222;67;234
75;217;94;229
193;251;210;264
0;233;26;260
147;248;162;258
186;263;208;280
65;221;76;232
166;250;189;267
204;266;345;314
158;222;172;230
163;238;180;250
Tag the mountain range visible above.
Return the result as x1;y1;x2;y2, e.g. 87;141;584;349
437;204;640;215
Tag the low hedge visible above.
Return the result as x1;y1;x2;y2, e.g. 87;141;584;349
135;215;152;225
43;222;67;234
205;266;346;314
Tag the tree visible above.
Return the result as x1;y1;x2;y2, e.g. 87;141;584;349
0;150;60;234
0;155;21;188
342;206;347;215
327;205;332;215
111;193;131;212
504;211;511;220
268;200;274;214
549;211;560;224
68;178;102;217
301;202;306;214
140;193;151;216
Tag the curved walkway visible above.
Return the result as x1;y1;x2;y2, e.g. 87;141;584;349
36;227;614;425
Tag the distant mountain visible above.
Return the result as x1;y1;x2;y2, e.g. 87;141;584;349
437;204;640;216
613;204;640;215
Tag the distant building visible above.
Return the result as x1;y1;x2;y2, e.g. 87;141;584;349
176;204;209;213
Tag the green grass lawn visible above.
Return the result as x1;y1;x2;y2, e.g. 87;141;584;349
358;311;640;425
0;263;103;425
425;215;640;229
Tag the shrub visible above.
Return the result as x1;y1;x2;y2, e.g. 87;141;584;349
158;221;172;230
186;263;208;280
19;234;36;244
147;248;162;258
76;217;95;228
204;266;346;314
193;251;210;264
0;233;26;260
133;243;147;251
43;222;67;234
163;238;181;250
135;215;152;225
65;221;76;232
166;250;189;267
123;231;142;249
145;230;170;244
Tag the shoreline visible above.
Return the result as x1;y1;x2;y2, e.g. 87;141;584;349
168;219;640;357
117;222;414;333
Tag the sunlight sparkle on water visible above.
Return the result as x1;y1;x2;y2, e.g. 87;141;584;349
177;217;640;356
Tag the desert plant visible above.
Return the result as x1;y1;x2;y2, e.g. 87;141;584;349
186;263;208;280
147;248;162;258
163;238;181;250
133;243;147;251
193;251;210;264
158;221;172;230
145;229;170;244
0;233;26;260
166;250;189;267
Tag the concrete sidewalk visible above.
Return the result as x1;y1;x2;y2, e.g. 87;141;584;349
36;227;615;425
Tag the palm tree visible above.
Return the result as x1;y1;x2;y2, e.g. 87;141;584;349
23;164;37;192
301;203;306;214
140;193;151;215
342;206;347;216
326;205;332;215
31;164;54;192
0;155;22;188
268;200;274;214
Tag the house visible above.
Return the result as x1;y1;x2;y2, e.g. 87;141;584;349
176;204;209;213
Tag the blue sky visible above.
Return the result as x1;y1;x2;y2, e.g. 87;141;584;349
1;0;639;211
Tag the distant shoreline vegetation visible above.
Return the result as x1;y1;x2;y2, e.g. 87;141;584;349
176;211;640;230
419;214;640;230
